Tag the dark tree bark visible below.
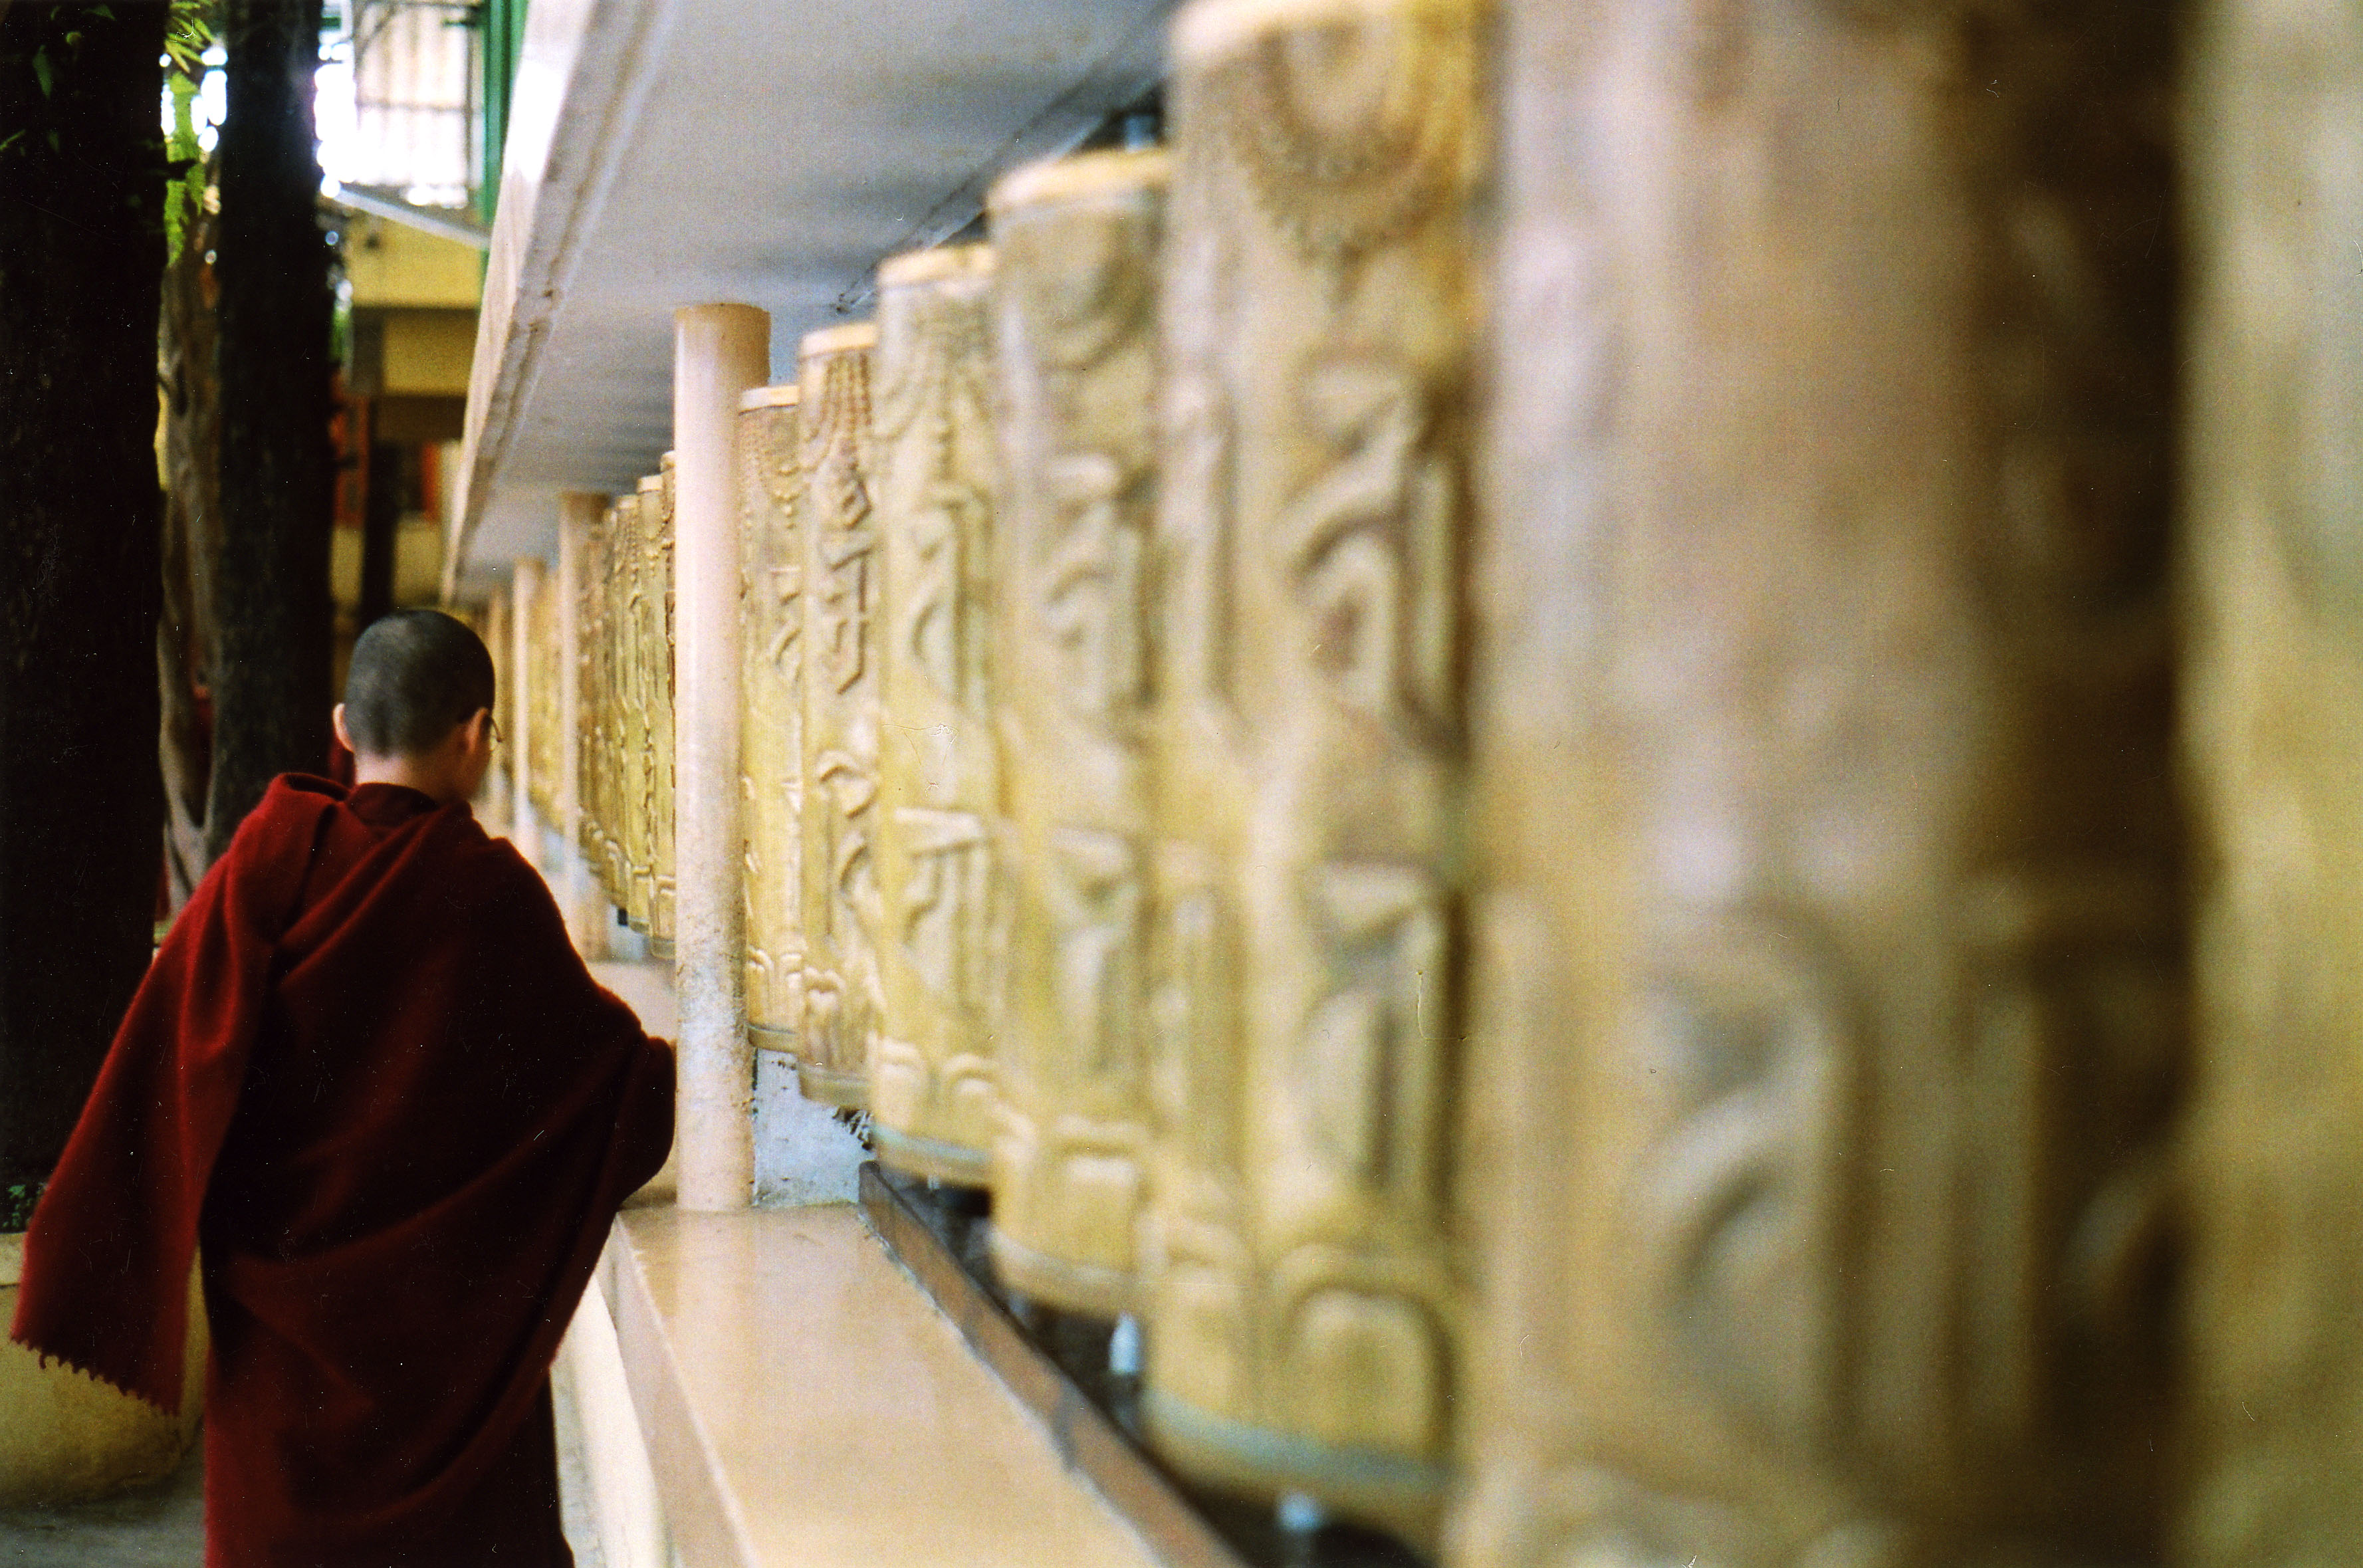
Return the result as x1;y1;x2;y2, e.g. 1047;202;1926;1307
160;187;220;912
206;0;335;863
358;402;401;629
0;4;169;1190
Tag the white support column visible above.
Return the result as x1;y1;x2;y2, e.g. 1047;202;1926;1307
510;556;544;863
557;493;602;954
673;304;770;1211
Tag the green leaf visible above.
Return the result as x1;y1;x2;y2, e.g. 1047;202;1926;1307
32;47;51;98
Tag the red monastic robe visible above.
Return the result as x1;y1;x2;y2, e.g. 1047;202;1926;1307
12;776;675;1567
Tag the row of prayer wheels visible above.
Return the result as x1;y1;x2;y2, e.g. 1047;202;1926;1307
524;0;2357;1559
580;459;679;957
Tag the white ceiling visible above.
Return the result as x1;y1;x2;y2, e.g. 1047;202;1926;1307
449;0;1175;596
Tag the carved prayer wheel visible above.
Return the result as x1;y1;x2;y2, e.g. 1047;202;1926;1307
985;149;1169;1314
796;322;883;1109
597;498;627;910
740;384;805;1056
2181;3;2363;1559
1447;4;2181;1564
1142;0;1480;1533
619;487;653;935
528;566;560;824
871;244;1002;1184
649;455;679;960
579;502;612;897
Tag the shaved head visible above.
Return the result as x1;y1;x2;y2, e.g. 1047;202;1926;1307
343;610;496;757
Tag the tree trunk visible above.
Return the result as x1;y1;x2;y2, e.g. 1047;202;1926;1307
160;185;220;912
206;0;334;863
357;400;401;629
0;3;169;1191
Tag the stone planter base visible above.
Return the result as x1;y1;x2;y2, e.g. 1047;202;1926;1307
0;1234;204;1508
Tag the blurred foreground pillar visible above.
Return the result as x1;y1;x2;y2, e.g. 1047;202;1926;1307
1450;3;2182;1563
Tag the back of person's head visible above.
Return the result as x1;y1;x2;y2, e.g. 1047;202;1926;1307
343;610;497;757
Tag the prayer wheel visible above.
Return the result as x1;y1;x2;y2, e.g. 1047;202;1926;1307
1142;0;1481;1534
1447;3;2181;1563
529;568;561;825
740;383;805;1056
985;148;1169;1315
482;593;510;830
619;486;653;935
578;502;608;894
871;244;1003;1184
594;499;625;910
649;455;679;961
796;322;883;1109
2180;2;2363;1559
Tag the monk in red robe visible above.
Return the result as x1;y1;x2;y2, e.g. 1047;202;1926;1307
13;609;674;1568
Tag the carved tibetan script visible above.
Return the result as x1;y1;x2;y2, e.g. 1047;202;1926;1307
990;148;1169;1313
740;385;804;1052
796;324;882;1109
871;245;1002;1184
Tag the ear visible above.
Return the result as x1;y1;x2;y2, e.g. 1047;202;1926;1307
332;703;353;755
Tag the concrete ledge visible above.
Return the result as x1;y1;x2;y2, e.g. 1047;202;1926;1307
597;1204;1163;1568
858;1168;1249;1568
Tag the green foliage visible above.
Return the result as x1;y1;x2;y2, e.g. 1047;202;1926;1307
164;0;216;266
0;1178;42;1234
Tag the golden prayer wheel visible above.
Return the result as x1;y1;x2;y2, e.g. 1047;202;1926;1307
649;455;679;962
620;485;653;937
579;503;610;893
796;322;883;1109
1448;2;2182;1562
740;384;806;1055
871;243;1002;1184
597;499;626;911
529;567;561;825
984;149;1169;1314
1141;0;1481;1536
2178;0;2355;1558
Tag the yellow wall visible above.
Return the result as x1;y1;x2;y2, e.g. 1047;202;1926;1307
346;216;482;310
383;310;479;397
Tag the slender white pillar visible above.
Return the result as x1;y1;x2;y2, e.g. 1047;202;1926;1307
556;493;602;954
673;304;770;1210
510;556;544;861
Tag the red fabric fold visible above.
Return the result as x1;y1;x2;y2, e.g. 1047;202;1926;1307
11;774;674;1567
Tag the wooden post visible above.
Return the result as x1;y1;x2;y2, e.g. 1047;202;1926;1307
673;304;770;1212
